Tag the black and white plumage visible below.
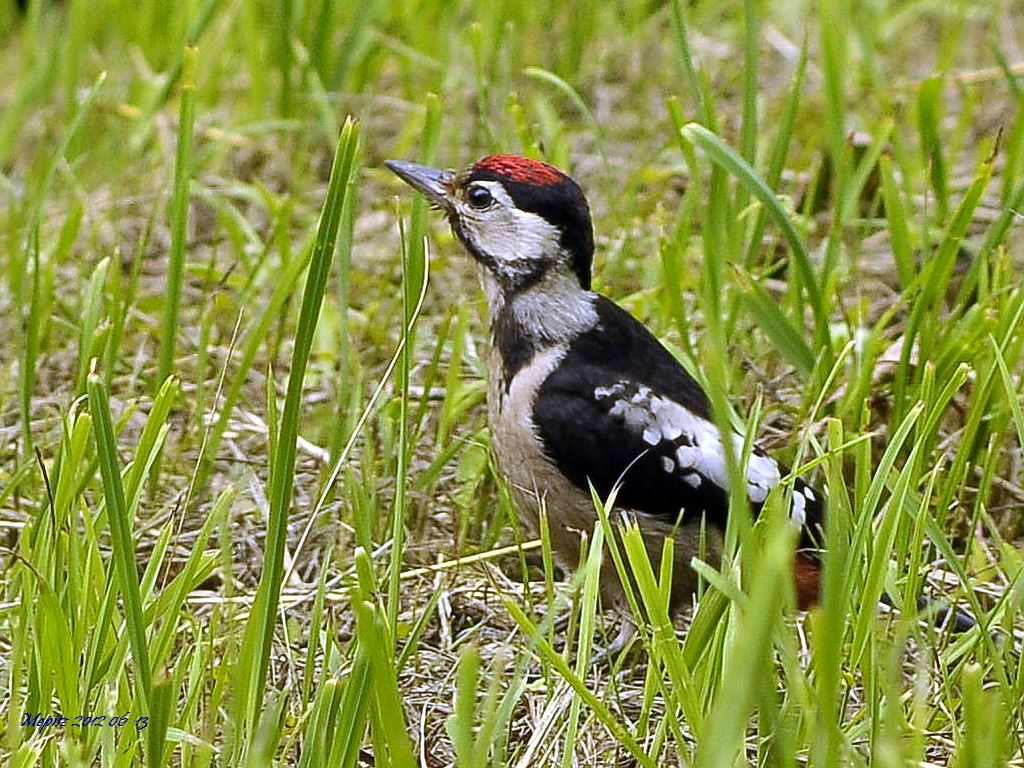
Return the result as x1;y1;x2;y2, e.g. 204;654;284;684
385;154;824;613
534;296;821;530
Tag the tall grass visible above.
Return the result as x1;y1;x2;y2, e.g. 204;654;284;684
1;0;1023;765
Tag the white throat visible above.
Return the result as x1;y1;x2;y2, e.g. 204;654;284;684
478;265;598;344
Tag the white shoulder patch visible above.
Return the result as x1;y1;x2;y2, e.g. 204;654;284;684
594;381;786;511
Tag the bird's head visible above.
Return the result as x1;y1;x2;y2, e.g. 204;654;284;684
385;155;594;295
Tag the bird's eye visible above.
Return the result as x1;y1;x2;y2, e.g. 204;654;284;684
466;185;494;209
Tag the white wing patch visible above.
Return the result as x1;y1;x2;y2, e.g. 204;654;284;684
594;381;788;513
789;483;817;526
792;488;806;525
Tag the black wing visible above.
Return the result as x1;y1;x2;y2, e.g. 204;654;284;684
534;296;824;544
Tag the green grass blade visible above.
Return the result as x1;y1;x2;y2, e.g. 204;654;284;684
918;77;949;219
146;670;176;767
820;0;850;193
157;46;197;390
501;595;658;768
86;372;152;707
878;153;915;289
669;0;714;128
744;33;807;268
733;264;816;376
694;517;791;768
680;122;827;350
239;117;359;729
388;96;440;637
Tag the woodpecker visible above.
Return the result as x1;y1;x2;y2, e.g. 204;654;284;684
386;154;824;617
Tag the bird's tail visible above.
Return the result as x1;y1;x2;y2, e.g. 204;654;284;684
791;555;976;632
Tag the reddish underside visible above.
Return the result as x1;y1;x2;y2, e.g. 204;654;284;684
793;552;822;610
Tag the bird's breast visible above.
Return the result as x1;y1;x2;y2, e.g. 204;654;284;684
486;344;595;529
487;343;567;476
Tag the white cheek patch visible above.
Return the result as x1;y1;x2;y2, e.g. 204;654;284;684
507;208;563;263
461;182;562;269
595;382;790;513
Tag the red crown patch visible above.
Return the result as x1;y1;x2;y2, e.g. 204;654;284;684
472;155;565;185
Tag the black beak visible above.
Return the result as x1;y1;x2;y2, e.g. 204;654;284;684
385;160;456;213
